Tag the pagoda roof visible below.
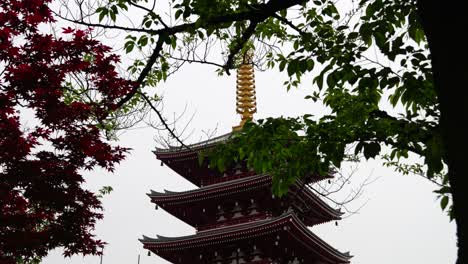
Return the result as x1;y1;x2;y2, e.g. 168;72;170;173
140;212;351;263
148;174;270;204
148;174;343;224
154;132;232;157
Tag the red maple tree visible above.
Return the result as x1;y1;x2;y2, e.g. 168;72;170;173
0;0;134;262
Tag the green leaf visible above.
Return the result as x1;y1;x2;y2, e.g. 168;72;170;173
287;60;297;77
354;142;364;155
144;20;153;28
138;35;148;47
124;41;134;53
175;9;183;19
171;37;177;49
434;186;451;194
279;60;287;72
279;9;287;17
314;74;324;90
98;9;107;22
440;196;449;210
348;32;359;39
326;73;336;88
306;59;315;71
365;1;377;17
363;142;381;159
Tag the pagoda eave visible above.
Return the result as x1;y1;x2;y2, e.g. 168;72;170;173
140;213;351;264
147;174;270;202
147;174;342;228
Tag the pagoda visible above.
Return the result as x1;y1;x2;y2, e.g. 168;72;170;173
140;51;352;264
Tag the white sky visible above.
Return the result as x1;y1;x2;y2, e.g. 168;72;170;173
41;62;457;264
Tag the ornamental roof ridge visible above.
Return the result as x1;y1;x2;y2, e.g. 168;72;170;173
154;132;232;154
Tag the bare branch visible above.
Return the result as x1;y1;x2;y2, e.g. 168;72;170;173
272;13;306;36
168;55;225;68
138;91;191;150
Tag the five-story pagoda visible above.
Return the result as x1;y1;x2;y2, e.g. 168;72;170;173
140;52;352;264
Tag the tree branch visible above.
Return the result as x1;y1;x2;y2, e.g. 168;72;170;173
272;13;306;36
71;0;306;149
115;37;165;109
223;20;260;75
168;55;225;68
138;91;191;150
54;13;156;34
57;0;305;39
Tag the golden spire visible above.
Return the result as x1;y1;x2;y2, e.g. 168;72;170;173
233;49;257;131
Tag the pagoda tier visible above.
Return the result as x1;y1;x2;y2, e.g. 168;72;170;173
155;133;331;187
141;212;351;264
148;174;342;230
154;133;232;186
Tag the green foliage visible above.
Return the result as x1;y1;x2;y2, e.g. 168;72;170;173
96;0;129;22
198;0;446;215
97;186;114;198
96;0;450;216
15;256;41;264
207;119;329;196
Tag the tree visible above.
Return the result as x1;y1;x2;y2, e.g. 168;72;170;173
0;0;133;262
4;0;466;262
59;0;463;261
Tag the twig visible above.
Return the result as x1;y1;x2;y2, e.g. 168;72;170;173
138;91;191;150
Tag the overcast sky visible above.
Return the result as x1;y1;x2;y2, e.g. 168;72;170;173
40;60;457;264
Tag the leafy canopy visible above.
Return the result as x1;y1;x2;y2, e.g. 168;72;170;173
89;0;447;214
2;0;450;260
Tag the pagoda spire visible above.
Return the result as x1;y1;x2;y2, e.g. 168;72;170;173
233;49;257;131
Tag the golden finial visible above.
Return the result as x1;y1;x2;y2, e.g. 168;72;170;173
233;49;257;131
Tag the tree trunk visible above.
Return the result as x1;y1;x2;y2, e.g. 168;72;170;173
416;1;468;263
